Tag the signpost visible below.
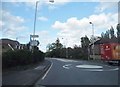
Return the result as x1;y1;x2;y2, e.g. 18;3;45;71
30;40;39;46
30;35;39;38
30;35;39;51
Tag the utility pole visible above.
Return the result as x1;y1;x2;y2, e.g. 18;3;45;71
30;1;39;52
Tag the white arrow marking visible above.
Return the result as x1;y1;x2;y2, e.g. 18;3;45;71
63;64;72;69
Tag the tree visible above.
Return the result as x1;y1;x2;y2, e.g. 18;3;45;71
72;45;84;59
55;38;63;49
81;36;90;59
117;23;120;43
110;26;115;39
101;32;105;38
104;30;110;39
46;43;56;52
46;38;63;58
81;35;90;48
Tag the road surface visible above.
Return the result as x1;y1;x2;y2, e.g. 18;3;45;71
2;60;51;86
35;58;119;86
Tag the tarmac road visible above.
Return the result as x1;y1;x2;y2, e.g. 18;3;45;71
35;58;119;87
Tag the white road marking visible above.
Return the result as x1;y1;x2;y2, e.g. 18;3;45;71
76;64;103;69
41;62;53;80
88;69;104;71
76;64;119;72
63;64;72;69
53;58;78;62
103;64;118;68
88;68;119;72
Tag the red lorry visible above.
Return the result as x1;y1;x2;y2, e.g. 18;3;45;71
100;43;120;65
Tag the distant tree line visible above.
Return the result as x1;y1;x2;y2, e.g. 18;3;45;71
101;24;120;40
117;23;120;43
46;37;90;60
46;23;120;59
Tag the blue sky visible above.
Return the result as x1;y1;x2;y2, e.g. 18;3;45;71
1;0;119;52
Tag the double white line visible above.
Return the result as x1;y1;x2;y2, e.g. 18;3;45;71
41;61;53;80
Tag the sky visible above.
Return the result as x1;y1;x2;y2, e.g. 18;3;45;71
1;0;119;52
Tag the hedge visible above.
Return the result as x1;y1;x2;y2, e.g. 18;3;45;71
2;49;45;69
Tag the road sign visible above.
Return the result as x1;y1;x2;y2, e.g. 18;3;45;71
30;35;39;38
49;0;54;3
30;40;39;46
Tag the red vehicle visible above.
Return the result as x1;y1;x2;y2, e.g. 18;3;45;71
100;43;120;64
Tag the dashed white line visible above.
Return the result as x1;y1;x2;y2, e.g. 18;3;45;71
41;61;53;80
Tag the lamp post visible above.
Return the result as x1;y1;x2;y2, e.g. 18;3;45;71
89;22;95;60
33;0;54;38
30;1;39;52
33;1;39;40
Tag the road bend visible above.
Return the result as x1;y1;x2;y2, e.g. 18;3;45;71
35;58;119;86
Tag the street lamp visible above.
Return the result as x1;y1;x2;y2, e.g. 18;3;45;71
33;0;54;38
31;0;53;51
89;22;95;60
33;1;39;40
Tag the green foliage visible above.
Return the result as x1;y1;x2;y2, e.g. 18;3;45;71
110;26;115;38
101;32;105;38
80;36;90;59
2;49;45;69
101;26;116;39
46;38;63;52
70;46;82;59
81;36;90;48
117;23;120;35
117;23;120;43
46;38;63;57
46;37;90;60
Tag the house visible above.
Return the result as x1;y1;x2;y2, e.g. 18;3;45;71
0;38;28;52
89;39;101;60
89;37;118;60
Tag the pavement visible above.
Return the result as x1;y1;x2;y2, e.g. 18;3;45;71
2;60;51;86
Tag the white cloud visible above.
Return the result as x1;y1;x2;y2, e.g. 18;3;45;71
5;0;119;12
0;21;4;29
52;12;118;47
2;0;119;2
2;0;38;2
95;2;118;13
48;0;70;4
33;30;56;52
1;10;27;39
38;16;48;21
99;0;119;2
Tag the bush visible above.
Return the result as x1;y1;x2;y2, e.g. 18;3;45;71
2;49;45;69
32;50;45;63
